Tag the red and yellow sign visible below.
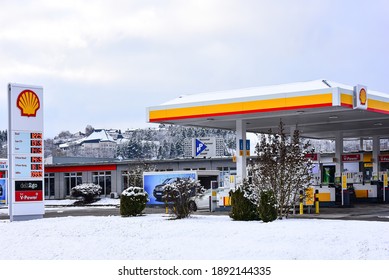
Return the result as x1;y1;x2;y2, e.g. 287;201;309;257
149;93;333;122
359;87;367;105
16;90;40;117
305;187;314;206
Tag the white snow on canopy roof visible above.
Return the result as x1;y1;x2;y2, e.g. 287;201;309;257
160;79;388;106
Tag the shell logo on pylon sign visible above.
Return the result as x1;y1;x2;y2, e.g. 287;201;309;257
359;87;367;105
16;90;40;117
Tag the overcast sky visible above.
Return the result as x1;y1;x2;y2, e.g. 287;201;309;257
1;0;389;138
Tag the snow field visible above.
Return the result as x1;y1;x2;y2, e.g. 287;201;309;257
0;214;388;260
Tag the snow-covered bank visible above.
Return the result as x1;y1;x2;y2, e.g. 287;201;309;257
44;198;120;206
0;214;388;260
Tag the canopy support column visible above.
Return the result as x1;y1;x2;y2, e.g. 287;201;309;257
236;119;247;185
335;132;344;179
372;135;380;180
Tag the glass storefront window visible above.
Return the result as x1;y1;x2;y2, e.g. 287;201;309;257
92;171;111;196
64;172;82;196
44;173;55;197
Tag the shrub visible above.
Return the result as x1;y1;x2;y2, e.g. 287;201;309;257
163;178;203;219
258;190;277;223
71;183;102;204
229;181;260;221
120;186;149;217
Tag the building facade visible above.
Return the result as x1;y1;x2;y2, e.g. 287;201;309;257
44;150;389;204
44;157;237;199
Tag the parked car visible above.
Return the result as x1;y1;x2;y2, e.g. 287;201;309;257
188;189;212;211
189;187;230;212
152;178;178;202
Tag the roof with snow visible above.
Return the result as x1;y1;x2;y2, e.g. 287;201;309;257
147;79;389;139
82;129;115;144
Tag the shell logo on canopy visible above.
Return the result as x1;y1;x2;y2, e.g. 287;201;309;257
359;87;367;105
16;90;40;117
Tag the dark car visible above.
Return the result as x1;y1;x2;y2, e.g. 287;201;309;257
153;178;178;202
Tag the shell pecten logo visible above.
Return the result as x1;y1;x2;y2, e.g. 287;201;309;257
359;88;367;105
16;90;40;117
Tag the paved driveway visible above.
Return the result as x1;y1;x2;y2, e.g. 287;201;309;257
290;203;389;222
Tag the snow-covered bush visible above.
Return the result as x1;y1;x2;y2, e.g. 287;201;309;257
120;186;149;217
229;180;260;221
71;183;102;204
163;178;203;219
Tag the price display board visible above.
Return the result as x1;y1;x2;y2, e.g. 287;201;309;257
8;83;44;221
13;132;43;179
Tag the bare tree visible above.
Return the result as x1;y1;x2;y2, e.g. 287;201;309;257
249;121;313;219
123;162;155;189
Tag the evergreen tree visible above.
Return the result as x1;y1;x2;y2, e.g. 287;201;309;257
169;143;176;158
229;179;260;221
175;141;184;158
258;190;277;222
126;140;142;159
157;146;164;160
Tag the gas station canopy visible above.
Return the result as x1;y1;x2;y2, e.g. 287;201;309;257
147;79;389;139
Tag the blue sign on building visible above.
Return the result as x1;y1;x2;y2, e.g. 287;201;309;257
239;139;250;151
195;139;207;156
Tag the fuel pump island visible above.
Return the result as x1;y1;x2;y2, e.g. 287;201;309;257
147;79;389;207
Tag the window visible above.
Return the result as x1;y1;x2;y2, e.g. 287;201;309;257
44;173;55;197
93;171;111;196
121;171;135;191
64;172;82;196
122;171;128;191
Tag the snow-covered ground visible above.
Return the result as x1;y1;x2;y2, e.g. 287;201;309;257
0;213;388;260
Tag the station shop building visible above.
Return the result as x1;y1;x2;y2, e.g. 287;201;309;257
43;156;237;200
147;79;389;204
42;148;389;205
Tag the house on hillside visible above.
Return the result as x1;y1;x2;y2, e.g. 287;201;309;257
80;129;117;158
57;129;117;158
